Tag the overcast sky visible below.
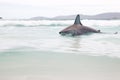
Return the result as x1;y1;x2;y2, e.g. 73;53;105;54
0;0;120;19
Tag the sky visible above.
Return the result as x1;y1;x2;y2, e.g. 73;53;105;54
0;0;120;19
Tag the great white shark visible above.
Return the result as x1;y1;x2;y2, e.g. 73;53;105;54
59;14;101;36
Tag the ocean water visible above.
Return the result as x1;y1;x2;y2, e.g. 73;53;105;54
0;19;120;80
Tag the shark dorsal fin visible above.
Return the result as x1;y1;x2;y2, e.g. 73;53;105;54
74;14;82;25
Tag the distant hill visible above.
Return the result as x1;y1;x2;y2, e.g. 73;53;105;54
30;12;120;20
30;16;49;20
0;17;2;19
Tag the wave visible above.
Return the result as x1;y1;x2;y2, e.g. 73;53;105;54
0;23;69;27
0;20;72;27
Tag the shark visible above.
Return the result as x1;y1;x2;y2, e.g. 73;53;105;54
59;14;100;36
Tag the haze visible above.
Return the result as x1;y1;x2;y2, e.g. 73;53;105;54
0;0;120;19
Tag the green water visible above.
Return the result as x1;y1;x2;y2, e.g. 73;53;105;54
0;20;120;80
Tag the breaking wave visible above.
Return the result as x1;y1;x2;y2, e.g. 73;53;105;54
0;20;71;27
0;23;69;27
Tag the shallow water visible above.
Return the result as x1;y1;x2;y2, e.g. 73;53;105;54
0;20;120;80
